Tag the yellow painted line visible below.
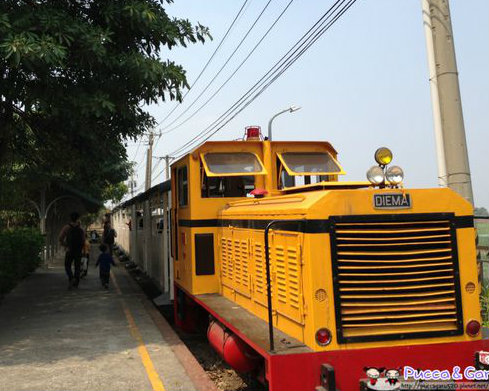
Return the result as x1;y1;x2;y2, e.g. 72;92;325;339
111;272;166;391
111;271;123;295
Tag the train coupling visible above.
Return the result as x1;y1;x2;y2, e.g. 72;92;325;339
476;351;489;370
315;364;338;391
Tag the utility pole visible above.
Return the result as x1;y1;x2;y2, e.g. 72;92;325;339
421;0;474;205
164;155;170;181
129;173;136;197
154;155;173;181
145;132;155;191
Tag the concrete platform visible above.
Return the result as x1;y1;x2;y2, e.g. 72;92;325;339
0;247;216;391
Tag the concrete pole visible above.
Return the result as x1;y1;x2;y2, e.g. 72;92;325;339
145;132;154;191
130;173;135;197
130;204;137;264
143;200;151;272
422;0;447;187
422;0;474;205
165;155;170;181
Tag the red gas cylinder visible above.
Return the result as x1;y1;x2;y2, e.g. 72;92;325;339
207;319;261;373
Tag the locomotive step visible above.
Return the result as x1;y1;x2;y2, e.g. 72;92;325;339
195;293;312;356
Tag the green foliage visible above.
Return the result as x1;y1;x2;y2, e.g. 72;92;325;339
80;212;100;229
0;228;44;295
0;210;38;230
102;182;129;204
475;207;489;217
0;0;210;204
481;284;489;327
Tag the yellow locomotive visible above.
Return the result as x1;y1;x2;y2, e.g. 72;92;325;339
169;127;487;391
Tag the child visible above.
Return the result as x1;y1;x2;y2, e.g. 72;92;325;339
80;237;90;278
95;244;116;289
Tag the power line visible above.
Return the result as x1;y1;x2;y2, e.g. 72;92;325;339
129;0;357;192
151;162;166;184
131;138;143;164
156;0;251;127
151;0;265;156
169;0;349;156
161;0;295;136
160;0;274;131
168;0;357;159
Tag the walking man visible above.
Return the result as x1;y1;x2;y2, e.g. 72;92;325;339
103;221;117;256
59;212;85;289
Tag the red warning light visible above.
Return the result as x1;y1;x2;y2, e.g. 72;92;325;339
245;126;261;141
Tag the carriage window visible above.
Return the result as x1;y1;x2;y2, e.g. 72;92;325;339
277;152;343;175
201;152;266;176
177;166;188;206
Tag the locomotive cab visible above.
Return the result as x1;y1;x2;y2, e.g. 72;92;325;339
171;140;270;295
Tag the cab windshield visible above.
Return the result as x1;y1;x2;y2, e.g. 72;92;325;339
278;152;342;175
202;152;266;176
200;152;266;198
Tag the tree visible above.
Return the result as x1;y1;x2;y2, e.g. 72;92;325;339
0;0;210;205
475;207;489;217
102;182;129;204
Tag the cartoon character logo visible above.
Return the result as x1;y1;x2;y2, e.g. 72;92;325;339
363;367;401;390
364;367;385;387
385;368;401;386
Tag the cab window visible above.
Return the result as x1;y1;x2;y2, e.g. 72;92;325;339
278;152;342;174
201;164;255;198
277;152;342;189
279;166;330;189
200;152;264;198
177;166;188;206
201;152;266;176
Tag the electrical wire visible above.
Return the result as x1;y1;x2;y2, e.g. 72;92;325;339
130;138;143;164
160;0;274;131
156;0;251;127
125;0;357;200
168;0;356;159
168;0;349;156
161;0;295;136
151;161;170;184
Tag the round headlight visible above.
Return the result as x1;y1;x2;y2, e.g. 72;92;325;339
374;147;393;166
386;166;404;185
367;166;385;185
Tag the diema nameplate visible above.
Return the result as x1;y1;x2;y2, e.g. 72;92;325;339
373;193;412;209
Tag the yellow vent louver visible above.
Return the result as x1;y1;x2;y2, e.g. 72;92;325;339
329;214;464;343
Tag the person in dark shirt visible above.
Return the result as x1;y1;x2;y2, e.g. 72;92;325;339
58;212;85;289
95;244;116;289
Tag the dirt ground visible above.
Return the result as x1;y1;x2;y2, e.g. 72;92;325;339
174;332;264;391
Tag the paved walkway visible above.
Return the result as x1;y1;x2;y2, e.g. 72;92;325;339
0;247;214;391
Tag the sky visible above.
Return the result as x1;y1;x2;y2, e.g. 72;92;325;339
125;0;489;209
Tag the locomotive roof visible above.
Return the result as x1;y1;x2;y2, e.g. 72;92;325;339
172;139;339;165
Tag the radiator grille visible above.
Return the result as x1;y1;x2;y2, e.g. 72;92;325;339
330;214;463;343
